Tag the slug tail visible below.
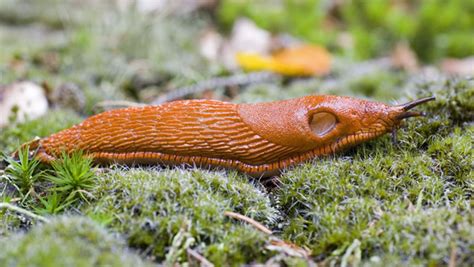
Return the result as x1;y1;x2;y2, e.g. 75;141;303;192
11;137;55;164
11;137;41;158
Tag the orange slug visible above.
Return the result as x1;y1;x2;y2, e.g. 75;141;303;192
23;95;434;177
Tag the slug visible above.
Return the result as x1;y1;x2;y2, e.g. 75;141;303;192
22;95;434;177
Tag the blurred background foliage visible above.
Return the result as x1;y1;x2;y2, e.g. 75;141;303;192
218;0;474;62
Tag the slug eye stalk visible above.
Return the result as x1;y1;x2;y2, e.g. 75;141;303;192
399;96;436;111
395;96;436;120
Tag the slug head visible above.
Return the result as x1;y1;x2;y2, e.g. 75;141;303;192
305;96;435;149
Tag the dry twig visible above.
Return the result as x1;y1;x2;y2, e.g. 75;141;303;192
223;211;272;235
187;248;214;267
449;245;457;267
151;71;280;105
94;100;146;111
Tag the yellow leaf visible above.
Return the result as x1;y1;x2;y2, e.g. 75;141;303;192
235;45;331;76
235;53;273;72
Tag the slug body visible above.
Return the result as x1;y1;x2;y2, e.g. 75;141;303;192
28;95;434;177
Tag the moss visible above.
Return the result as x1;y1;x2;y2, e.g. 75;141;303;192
85;168;278;264
427;127;474;186
1;77;472;266
276;145;472;265
56;10;213;104
0;210;32;237
413;78;474;126
0;216;154;267
0;0;91;29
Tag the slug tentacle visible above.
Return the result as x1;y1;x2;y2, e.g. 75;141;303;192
22;95;435;177
398;96;436;111
393;96;434;120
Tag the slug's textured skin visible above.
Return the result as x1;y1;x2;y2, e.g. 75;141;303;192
26;95;434;177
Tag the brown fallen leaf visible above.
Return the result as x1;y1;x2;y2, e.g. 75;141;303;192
441;57;474;76
391;42;419;72
224;211;272;235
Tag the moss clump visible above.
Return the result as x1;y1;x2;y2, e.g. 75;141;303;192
276;146;472;265
0;216;153;267
413;78;474;126
427;128;474;187
346;71;404;100
85;168;279;265
395;78;474;154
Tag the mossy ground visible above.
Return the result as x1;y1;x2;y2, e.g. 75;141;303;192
1;1;473;266
0;216;154;267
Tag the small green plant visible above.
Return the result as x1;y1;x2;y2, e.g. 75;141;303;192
4;146;41;196
35;192;74;215
46;152;96;202
0;181;13;203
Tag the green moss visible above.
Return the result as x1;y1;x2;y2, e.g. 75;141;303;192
2;78;471;265
0;216;154;267
427;127;474;186
4;145;41;195
85;168;278;264
346;71;404;100
276;142;472;265
415;78;474;125
46;151;97;202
